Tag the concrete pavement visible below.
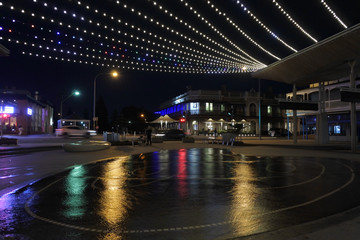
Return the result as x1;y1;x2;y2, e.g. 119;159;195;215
0;134;359;239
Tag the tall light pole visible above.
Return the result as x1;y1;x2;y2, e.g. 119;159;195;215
93;70;119;131
60;90;80;120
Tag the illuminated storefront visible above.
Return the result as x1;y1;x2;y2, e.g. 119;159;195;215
0;89;53;135
158;88;284;135
285;77;360;141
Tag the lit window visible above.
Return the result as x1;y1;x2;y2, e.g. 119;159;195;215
206;102;213;111
267;106;272;115
27;108;33;115
220;104;225;112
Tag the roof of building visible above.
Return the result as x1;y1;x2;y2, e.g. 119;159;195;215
252;23;360;86
0;89;51;108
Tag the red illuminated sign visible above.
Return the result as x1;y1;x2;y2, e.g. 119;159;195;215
180;118;186;123
0;113;9;118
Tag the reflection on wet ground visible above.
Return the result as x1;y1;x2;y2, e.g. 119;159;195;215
1;148;360;239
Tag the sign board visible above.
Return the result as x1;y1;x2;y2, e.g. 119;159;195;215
340;88;360;102
279;100;318;110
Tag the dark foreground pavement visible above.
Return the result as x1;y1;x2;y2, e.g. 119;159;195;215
0;135;360;239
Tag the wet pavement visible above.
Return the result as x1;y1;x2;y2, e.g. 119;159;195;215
1;147;360;239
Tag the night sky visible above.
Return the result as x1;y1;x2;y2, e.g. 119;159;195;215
1;0;360;116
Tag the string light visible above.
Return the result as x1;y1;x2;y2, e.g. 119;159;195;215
231;0;297;53
176;0;280;60
3;3;256;72
320;0;347;29
28;0;259;70
113;0;262;67
3;0;354;73
271;0;318;43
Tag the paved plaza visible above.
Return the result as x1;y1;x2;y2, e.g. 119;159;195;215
0;136;360;239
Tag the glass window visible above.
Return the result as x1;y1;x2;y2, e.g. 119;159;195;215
220;104;225;112
206;102;213;111
334;125;341;134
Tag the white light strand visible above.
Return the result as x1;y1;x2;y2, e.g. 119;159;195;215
4;29;253;74
320;0;347;29
178;0;281;60
232;0;297;52
5;2;257;72
33;0;260;69
113;0;264;67
72;0;255;67
149;0;269;62
271;0;318;43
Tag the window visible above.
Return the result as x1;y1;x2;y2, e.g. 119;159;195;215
267;106;272;115
206;102;213;111
250;103;256;116
190;102;199;115
334;125;341;134
220;104;225;112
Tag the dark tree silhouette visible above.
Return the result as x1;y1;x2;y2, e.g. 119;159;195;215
96;96;109;132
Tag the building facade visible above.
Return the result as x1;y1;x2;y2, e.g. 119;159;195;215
285;77;360;141
0;89;54;135
158;88;285;135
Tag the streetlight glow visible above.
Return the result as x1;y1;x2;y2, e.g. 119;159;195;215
93;70;120;131
111;71;119;77
60;89;81;119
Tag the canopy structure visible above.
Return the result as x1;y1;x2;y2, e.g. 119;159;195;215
252;23;360;152
252;23;360;86
150;114;178;129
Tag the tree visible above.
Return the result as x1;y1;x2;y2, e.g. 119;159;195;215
96;96;109;132
110;109;120;132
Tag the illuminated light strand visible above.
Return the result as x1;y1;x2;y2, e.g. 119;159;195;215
73;0;253;67
147;0;267;63
5;34;252;74
320;0;347;29
231;0;297;53
5;2;262;71
176;0;280;60
113;0;263;66
271;0;318;43
19;49;252;74
25;1;259;69
5;5;254;72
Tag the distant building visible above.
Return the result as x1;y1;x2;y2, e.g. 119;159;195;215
285;76;360;141
157;87;285;135
0;89;54;135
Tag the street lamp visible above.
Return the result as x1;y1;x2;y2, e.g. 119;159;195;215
60;90;80;119
93;70;119;131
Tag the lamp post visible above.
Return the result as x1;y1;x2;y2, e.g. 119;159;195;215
60;90;80;120
93;71;119;131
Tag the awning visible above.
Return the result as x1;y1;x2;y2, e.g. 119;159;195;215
252;23;360;86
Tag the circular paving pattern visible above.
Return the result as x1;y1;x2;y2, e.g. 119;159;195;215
2;148;360;239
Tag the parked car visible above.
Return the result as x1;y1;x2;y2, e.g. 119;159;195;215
55;126;96;138
154;129;186;140
268;128;292;137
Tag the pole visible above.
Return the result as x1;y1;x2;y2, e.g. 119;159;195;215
349;61;357;152
60;95;63;120
258;79;261;140
293;84;298;144
287;113;290;139
93;75;97;131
